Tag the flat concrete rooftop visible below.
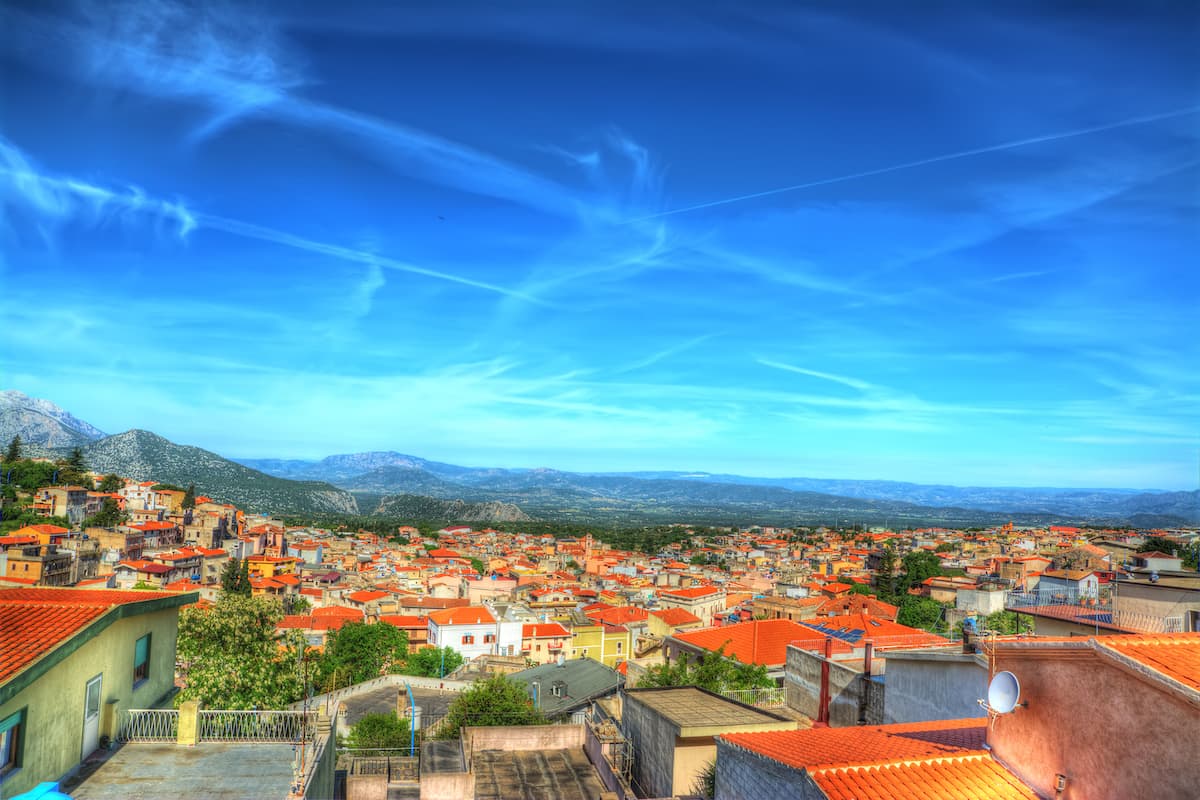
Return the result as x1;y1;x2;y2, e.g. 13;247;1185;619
626;687;789;729
65;742;297;800
472;748;606;800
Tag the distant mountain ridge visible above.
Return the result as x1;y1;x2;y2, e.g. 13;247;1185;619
236;450;1198;525
81;430;358;515
0;390;107;450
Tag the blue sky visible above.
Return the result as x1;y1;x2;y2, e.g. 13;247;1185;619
1;0;1197;489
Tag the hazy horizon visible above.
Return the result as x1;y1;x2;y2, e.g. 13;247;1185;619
2;2;1197;491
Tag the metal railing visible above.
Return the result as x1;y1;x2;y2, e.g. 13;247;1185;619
119;709;179;742
1005;590;1172;633
198;710;313;742
720;687;786;708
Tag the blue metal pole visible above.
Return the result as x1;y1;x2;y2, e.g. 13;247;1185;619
405;682;416;756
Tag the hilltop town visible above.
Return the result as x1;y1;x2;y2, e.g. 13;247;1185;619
2;445;1198;799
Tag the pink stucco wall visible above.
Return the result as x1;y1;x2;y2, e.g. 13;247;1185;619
988;650;1200;799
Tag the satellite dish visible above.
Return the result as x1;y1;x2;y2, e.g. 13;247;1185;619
987;671;1022;714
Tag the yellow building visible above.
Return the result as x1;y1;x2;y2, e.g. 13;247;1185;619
569;622;632;668
0;587;197;798
245;555;299;579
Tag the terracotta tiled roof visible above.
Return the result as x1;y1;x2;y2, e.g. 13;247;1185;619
799;612;948;648
428;606;495;626
650;607;702;626
587;606;649;625
1096;633;1200;692
380;615;427;628
277;615;351;632
311;605;365;618
523;623;570;638
661;585;722;600
812;754;1039;800
720;718;987;771
0;588;182;684
673;619;815;666
347;590;390;604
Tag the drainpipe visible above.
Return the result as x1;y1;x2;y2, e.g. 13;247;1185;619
815;636;833;727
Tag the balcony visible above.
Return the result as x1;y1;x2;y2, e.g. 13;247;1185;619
1005;590;1174;634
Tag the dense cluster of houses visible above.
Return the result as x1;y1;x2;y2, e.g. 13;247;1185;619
2;469;1198;799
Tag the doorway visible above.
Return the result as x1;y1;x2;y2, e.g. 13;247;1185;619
82;673;102;758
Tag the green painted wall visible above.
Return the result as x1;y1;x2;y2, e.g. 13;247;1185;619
0;609;182;798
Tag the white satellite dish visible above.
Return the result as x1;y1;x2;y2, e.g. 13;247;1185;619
987;671;1022;714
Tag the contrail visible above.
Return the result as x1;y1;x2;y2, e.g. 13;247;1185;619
0;155;552;306
625;106;1200;223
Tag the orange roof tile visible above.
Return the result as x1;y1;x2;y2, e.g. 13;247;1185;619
428;606;495;626
523;623;570;638
812;754;1039;800
673;619;815;666
720;718;987;771
661;585;722;600
311;605;364;618
1097;633;1200;692
587;606;650;625
650;607;702;626
0;588;183;684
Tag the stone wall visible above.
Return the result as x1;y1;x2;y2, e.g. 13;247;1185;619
714;739;824;800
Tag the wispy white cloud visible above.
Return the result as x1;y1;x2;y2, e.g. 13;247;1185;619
0;138;550;306
755;358;876;392
6;1;581;217
614;333;720;375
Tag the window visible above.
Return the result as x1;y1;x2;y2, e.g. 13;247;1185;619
615;641;623;653
0;709;25;782
133;634;151;686
462;634;474;645
484;634;495;644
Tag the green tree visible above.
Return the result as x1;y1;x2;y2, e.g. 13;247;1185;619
403;646;464;678
82;497;127;529
66;447;86;471
469;557;486;575
343;712;412;755
317;622;409;691
151;483;185;492
176;594;304;709
982;610;1033;635
99;474;124;493
874;544;897;601
183;483;197;510
900;550;943;591
4;436;20;463
692;759;717;800
639;646;774;693
848;583;874;596
220;556;251;597
935;542;956;553
897;596;946;632
1138;536;1178;555
435;674;545;738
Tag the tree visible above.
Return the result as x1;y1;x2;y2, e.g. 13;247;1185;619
343;712;412;755
982;610;1033;635
67;447;86;471
848;583;874;596
175;594;304;709
4;436;20;463
897;596;946;632
1138;536;1178;555
317;622;409;691
435;674;545;738
403;646;463;678
639;646;773;694
900;550;943;591
183;483;197;510
82;497;127;529
220;556;251;597
99;474;124;493
469;557;486;575
874;544;897;601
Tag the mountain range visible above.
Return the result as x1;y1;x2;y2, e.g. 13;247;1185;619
2;391;1196;526
239;451;1200;527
